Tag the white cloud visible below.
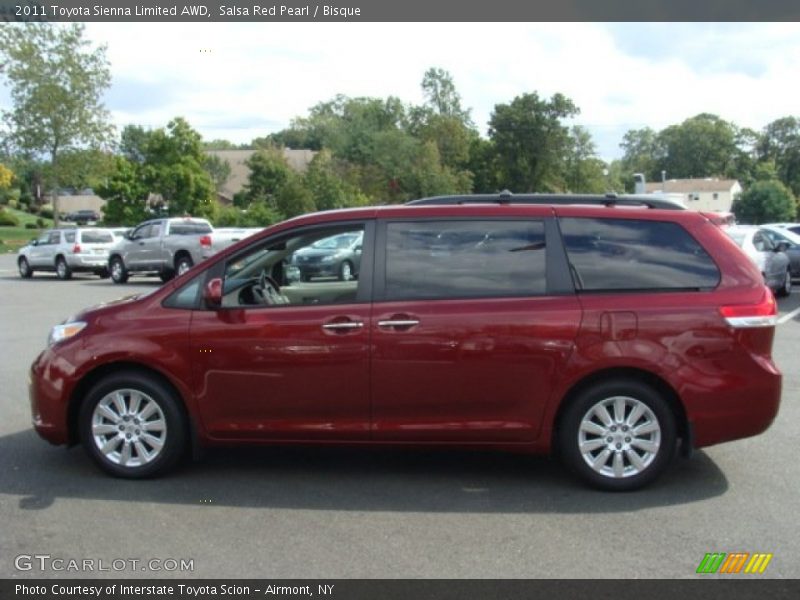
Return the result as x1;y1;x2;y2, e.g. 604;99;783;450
78;22;800;160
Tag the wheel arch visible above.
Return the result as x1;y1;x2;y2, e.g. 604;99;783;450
67;361;195;449
550;366;689;456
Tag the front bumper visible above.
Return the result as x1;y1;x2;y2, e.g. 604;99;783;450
29;348;75;446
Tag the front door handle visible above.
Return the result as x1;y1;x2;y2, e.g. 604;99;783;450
322;321;364;332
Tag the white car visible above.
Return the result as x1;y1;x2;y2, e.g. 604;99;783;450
725;225;792;297
17;228;117;280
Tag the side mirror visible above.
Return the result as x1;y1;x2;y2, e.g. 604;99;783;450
354;245;362;253
203;277;223;309
30;239;38;246
775;242;790;253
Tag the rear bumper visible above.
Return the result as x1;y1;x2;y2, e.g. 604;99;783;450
687;353;782;448
67;254;109;270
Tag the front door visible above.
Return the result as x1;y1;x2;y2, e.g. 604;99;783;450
190;221;375;441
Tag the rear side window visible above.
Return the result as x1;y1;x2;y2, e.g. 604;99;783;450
559;217;720;291
169;221;212;235
384;220;546;300
64;232;76;244
80;231;113;244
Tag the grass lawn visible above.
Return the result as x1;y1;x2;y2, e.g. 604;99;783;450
0;207;54;254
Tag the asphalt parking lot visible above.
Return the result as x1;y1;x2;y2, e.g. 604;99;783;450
0;252;798;580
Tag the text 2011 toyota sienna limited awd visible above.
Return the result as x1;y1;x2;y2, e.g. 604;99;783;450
29;194;782;491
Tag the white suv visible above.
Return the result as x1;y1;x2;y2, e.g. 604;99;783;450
18;228;117;280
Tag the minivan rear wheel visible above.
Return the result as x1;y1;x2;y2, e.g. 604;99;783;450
558;379;676;491
79;371;187;478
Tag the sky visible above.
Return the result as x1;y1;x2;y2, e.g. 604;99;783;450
5;22;800;162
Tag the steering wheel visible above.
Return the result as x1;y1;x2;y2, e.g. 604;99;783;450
252;270;283;305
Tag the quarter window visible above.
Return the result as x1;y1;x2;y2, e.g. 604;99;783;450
559;217;720;291
384;220;547;301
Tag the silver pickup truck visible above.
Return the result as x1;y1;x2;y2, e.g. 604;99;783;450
108;217;261;283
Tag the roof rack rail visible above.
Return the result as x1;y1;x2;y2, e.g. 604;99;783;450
406;191;685;211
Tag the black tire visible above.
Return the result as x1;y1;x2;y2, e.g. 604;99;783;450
159;270;174;283
18;257;33;279
110;256;129;284
96;268;110;279
558;378;677;491
776;269;792;298
338;260;354;281
55;256;72;280
175;255;193;276
78;371;188;478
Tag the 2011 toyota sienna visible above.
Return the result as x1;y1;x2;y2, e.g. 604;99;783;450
29;193;782;490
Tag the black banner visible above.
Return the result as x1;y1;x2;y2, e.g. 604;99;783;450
1;0;800;23
3;580;800;600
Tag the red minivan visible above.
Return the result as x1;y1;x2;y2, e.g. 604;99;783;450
29;194;782;490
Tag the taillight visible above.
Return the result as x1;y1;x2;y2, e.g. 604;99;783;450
72;244;81;254
199;235;212;247
720;288;777;328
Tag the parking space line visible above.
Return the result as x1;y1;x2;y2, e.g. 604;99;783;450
778;305;800;325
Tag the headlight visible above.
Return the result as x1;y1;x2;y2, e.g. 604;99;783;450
320;255;336;263
48;321;87;346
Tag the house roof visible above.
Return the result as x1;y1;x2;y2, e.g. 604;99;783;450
206;148;317;201
645;178;739;193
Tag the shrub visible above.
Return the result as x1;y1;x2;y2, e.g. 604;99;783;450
0;210;21;226
25;223;37;229
36;217;45;228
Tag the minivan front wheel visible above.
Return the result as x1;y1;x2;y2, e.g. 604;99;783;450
558;379;676;491
18;257;33;279
79;371;187;478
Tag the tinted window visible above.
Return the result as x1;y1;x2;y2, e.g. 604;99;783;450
385;220;546;301
48;231;61;244
560;218;720;291
64;232;76;244
169;221;212;235
80;231;113;244
164;276;202;310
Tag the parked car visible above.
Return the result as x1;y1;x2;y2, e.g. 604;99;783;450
761;225;800;278
766;222;800;236
108;218;261;284
287;231;363;282
17;228;117;280
29;193;782;491
725;225;792;296
64;210;101;225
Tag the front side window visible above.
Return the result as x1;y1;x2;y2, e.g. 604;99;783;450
220;223;366;308
560;217;720;291
132;223;153;239
384;220;547;301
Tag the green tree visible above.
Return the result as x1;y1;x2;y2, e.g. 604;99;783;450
488;92;579;192
203;154;231;194
274;175;315;218
619;127;662;183
758;117;800;197
304;149;368;210
564;126;606;193
0;23;114;225
656;114;738;179
732;180;797;224
96;156;149;225
243;146;292;208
